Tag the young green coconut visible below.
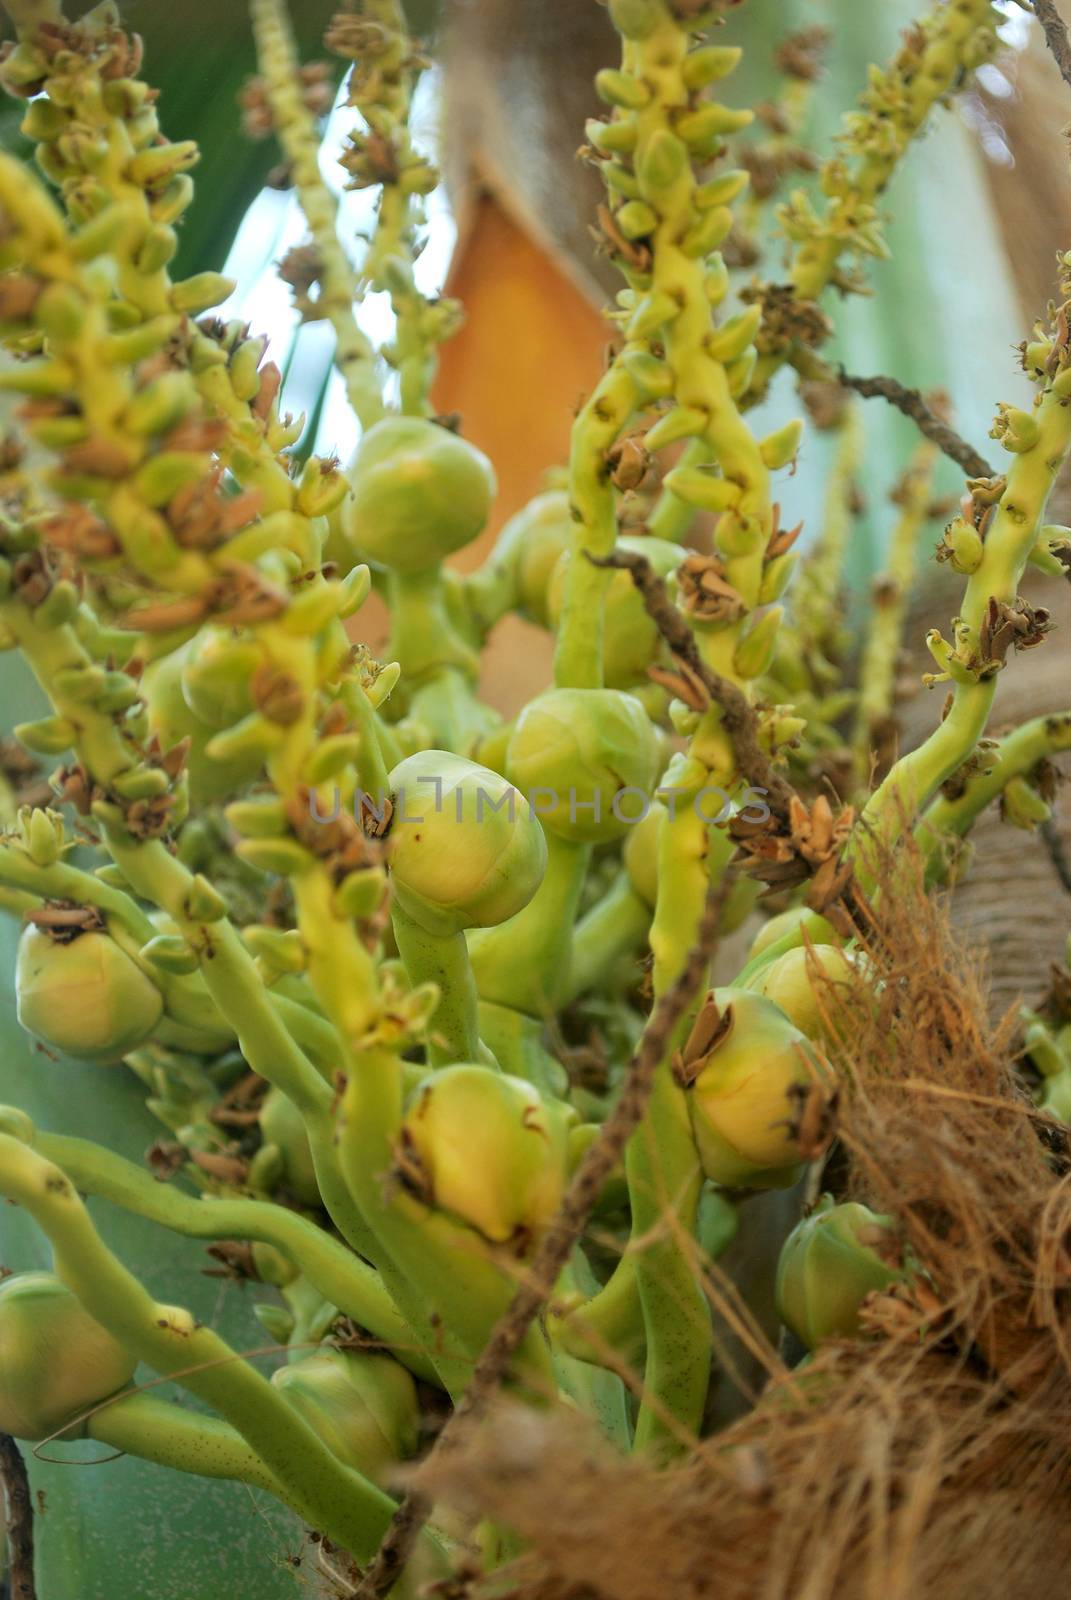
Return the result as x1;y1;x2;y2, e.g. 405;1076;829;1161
684;988;837;1189
0;1272;137;1440
257;1086;321;1207
341;415;496;574
545;535;687;689
753;943;859;1044
16;923;163;1064
271;1347;420;1487
387;750;548;938
505;685;661;843
776;1195;906;1348
398;1063;573;1247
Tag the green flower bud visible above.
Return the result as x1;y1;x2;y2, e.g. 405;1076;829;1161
546;537;684;688
179;627;259;728
754;944;857;1044
259;1087;320;1206
594;68;651;110
272;1348;419;1485
342;417;495;575
776;1196;902;1348
0;1272;137;1440
13;715;75;755
401;1064;571;1244
937;517;983;575
388;751;547;936
759;418;805;472
627;289;680;340
732;606;782;680
661;464;740;513
169;270;235;315
687;989;835;1189
16;926;163;1063
615;199;659;240
506;688;660;842
682;46;743;89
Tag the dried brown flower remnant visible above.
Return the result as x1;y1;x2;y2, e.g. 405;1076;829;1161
676;553;747;624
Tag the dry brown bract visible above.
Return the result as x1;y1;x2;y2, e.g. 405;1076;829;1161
417;839;1071;1600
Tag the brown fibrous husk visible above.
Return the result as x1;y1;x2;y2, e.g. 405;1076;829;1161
418;837;1071;1600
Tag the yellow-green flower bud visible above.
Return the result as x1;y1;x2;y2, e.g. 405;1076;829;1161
16;926;163;1063
682;46;743;89
487;490;572;627
506;687;660;842
546;537;685;688
759;418;805;472
342;417;495;575
687;989;835;1188
401;1064;571;1244
937;517;983;575
388;751;547;936
754;944;858;1044
0;1272;137;1440
776;1196;902;1349
259;1087;320;1206
272;1348;419;1485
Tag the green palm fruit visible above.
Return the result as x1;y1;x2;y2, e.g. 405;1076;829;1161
754;944;858;1044
400;1063;572;1245
687;989;835;1189
342;416;495;575
142;645;263;803
179;627;260;729
505;687;660;843
387;750;547;937
16;925;163;1063
546;537;686;687
0;1272;137;1439
258;1087;320;1207
484;490;573;627
271;1348;419;1486
746;906;839;962
623;798;664;906
775;1195;903;1349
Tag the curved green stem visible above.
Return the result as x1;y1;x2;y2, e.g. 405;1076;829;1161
0;1130;433;1568
916;709;1071;883
468;833;591;1016
563;873;650;1005
87;1391;290;1499
28;1122;437;1384
391;902;483;1066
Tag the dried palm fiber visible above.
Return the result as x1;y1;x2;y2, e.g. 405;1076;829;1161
417;840;1071;1600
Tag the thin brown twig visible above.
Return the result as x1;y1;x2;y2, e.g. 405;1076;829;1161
352;878;731;1600
837;368;995;479
1032;0;1071;93
586;548;797;823
0;1433;35;1599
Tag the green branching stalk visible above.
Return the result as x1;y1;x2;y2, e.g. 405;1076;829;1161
915;710;1071;882
852;442;938;788
250;0;384;429
857;288;1071;872
784;0;1000;300
24;1119;438;1383
0;1127;444;1569
327;0;457;414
